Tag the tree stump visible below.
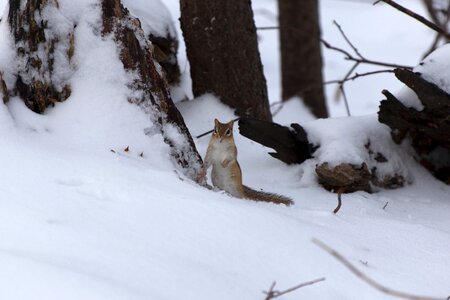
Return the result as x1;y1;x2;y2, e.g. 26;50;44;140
7;0;73;112
378;68;450;184
1;0;203;179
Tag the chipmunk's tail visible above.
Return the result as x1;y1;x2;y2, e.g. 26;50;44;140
243;185;294;206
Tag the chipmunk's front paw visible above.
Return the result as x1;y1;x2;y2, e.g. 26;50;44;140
221;159;230;168
196;170;207;186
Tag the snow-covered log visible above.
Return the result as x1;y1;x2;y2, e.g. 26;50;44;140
238;117;313;165
239;116;407;193
379;68;450;184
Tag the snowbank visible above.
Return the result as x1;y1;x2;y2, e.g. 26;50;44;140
0;1;449;300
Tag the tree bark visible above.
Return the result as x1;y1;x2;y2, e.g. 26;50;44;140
238;117;313;164
102;0;203;178
378;68;450;184
180;0;272;121
8;0;73;112
2;0;203;179
278;0;328;118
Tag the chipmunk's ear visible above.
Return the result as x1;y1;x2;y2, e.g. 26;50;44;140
214;118;219;126
227;120;234;128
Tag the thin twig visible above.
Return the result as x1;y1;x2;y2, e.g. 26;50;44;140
321;38;412;70
333;187;345;214
333;20;364;59
257;22;410;115
421;0;450;57
334;61;359;116
313;239;449;300
264;281;277;300
256;24;411;70
263;278;326;299
340;85;351;117
195;117;240;139
374;0;450;40
324;69;395;86
257;26;280;31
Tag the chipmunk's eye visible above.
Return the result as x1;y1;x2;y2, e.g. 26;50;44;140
226;129;231;136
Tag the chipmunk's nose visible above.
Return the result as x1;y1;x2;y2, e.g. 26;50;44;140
219;138;223;143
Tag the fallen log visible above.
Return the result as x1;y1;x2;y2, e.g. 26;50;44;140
379;68;450;184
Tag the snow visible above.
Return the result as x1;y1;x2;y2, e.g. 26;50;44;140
122;0;176;38
0;1;449;300
301;115;411;186
0;3;16;91
415;43;450;94
396;43;450;110
395;86;425;111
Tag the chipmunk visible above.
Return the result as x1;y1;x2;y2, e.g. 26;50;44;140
197;119;293;206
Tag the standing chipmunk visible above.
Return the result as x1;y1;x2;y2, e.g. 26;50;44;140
197;119;294;206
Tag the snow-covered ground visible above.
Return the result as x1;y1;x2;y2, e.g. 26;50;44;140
0;0;449;299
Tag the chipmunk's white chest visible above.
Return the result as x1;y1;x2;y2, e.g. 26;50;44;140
208;143;242;198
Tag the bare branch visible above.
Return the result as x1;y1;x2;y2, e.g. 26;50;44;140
324;69;395;86
333;20;364;59
333;187;345;214
423;0;443;28
313;239;449;300
421;0;450;57
321;37;412;70
256;22;409;117
263;278;326;299
256;26;280;31
374;0;450;40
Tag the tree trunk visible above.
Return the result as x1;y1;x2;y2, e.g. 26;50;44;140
180;0;272;121
278;0;328;118
2;0;203;179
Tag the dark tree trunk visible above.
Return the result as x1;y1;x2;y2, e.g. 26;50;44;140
180;0;272;121
278;0;328;118
2;0;203;179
